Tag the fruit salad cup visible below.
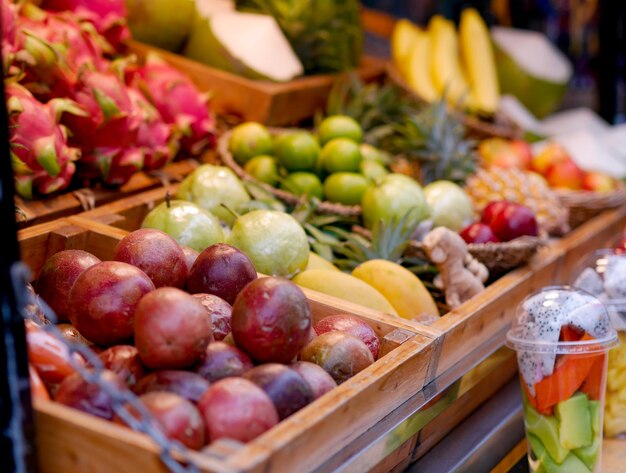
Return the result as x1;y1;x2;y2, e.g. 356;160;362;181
506;287;618;473
572;249;626;439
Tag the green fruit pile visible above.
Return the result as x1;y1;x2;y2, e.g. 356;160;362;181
229;116;392;207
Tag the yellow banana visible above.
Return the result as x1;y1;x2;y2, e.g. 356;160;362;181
306;252;341;272
292;269;398;315
459;8;499;114
391;19;422;75
351;259;439;320
428;15;471;107
405;28;439;102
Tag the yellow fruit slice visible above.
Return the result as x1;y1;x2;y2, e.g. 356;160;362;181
428;15;471;107
351;259;439;320
405;29;439;102
391;18;422;76
306;252;341;272
292;269;398;315
459;8;499;114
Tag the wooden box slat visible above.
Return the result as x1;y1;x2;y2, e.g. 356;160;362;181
128;42;386;126
20;219;434;473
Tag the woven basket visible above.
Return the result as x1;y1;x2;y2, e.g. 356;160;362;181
556;183;626;229
386;63;523;141
217;129;361;217
406;235;545;275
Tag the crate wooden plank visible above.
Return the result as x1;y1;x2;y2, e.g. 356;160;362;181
128;41;386;126
22;218;433;473
15;158;200;230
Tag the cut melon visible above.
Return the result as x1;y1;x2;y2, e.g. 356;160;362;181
492;26;572;118
183;9;304;82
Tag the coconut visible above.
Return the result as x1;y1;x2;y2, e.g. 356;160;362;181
183;7;303;82
491;27;572;119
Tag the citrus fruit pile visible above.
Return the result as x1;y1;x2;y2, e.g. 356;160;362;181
228;117;392;206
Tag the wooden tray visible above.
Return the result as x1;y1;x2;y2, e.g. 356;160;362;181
20;217;437;473
128;41;387;126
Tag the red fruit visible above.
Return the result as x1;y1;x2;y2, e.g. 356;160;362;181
510;140;533;170
25;319;84;385
133;370;210;404
55;369;125;420
192;294;232;341
460;222;499;244
313;314;380;359
194;342;253;383
545;159;584;190
134;287;212;369
56;324;95;349
69;261;155;346
36;249;101;321
243;364;314;420
181;246;199;273
232;277;312;364
114;228;188;289
480;201;509;225
198;378;279;443
582;172;616;192
290;361;337;400
580;354;606;401
187;243;257;305
489;203;539;242
81;147;144;187
29;364;50;401
98;345;146;388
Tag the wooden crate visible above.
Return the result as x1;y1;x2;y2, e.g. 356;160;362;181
20;218;437;473
128;41;387;126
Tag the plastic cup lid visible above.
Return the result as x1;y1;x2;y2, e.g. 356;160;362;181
506;285;619;355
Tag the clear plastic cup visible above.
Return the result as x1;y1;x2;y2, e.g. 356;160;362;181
506;286;618;473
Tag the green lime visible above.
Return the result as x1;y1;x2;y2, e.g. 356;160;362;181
228;210;310;278
243;155;279;186
320;138;362;173
323;172;369;205
360;143;391;165
318;115;363;145
360;160;389;181
276;131;320;172
281;172;324;200
228;122;273;164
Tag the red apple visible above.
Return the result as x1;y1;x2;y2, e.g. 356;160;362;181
545;159;584;190
460;223;500;244
481;201;509;225
582;172;616;192
36;249;101;321
198;378;278;443
133;370;210;404
98;345;146;388
69;261;155;346
114;228;187;289
187;243;257;305
134;287;212;369
489;203;539;241
194;342;253;383
192;293;232;341
55;369;125;420
313;314;380;359
232;277;312;363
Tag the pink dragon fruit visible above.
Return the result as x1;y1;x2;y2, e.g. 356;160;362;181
128;87;178;171
39;0;130;50
2;0;18;59
80;147;144;187
127;55;216;156
63;70;140;149
17;5;108;100
6;82;83;198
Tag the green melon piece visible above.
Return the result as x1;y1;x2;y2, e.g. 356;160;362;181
491;26;572;118
588;400;601;436
573;435;600;471
555;392;592;450
183;8;303;82
525;403;569;464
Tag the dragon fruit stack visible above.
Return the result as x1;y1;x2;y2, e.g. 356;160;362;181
2;0;216;199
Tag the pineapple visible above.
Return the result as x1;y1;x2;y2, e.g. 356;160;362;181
465;167;569;236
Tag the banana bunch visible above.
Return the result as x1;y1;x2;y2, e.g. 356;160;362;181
293;260;439;320
391;8;499;115
605;332;626;438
